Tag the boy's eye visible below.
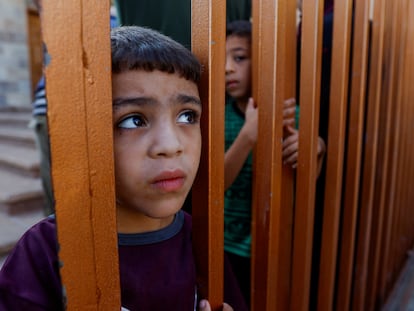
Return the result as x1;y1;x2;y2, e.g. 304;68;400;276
177;110;199;124
118;114;147;128
234;55;248;63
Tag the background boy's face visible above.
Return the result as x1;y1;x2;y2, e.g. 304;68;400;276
112;70;202;232
225;35;252;100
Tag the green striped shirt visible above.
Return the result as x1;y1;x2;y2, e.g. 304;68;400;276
224;100;252;258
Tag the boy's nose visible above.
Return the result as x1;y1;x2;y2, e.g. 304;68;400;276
225;58;234;74
149;123;183;158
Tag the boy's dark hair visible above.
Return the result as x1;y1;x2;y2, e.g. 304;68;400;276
111;26;201;83
226;20;252;41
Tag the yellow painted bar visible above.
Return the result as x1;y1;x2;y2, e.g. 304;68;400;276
42;0;120;309
336;0;371;310
386;10;406;291
291;0;324;309
317;0;353;309
251;0;285;309
386;0;408;294
365;0;398;307
348;0;386;309
191;0;226;309
278;0;298;308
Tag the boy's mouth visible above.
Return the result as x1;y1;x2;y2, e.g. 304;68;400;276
226;80;238;89
150;170;186;192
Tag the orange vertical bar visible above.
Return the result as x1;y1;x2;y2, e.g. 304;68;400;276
191;0;226;309
408;14;414;247
405;0;413;230
348;0;386;309
291;0;324;310
365;0;398;307
363;1;389;310
278;0;298;308
384;0;408;295
377;0;404;301
251;0;285;310
42;1;120;309
390;0;414;290
401;0;414;272
317;0;353;309
334;0;371;310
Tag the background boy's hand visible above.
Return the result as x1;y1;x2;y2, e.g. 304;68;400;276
317;136;326;159
316;136;327;177
282;97;296;128
282;127;327;176
282;127;299;169
198;300;234;311
242;97;258;144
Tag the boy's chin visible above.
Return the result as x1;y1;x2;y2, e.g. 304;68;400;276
116;199;184;233
148;198;187;218
116;196;185;219
228;92;249;102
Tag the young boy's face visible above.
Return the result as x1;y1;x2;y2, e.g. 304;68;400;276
225;35;252;101
112;70;202;233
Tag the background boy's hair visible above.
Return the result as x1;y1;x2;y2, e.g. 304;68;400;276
111;26;201;83
226;20;251;41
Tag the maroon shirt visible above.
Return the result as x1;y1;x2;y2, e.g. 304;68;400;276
0;211;247;310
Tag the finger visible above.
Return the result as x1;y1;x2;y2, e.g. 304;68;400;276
282;133;299;147
282;143;298;159
283;107;296;116
248;97;256;108
283;152;298;165
283;97;296;107
222;303;234;311
284;125;297;136
246;98;257;114
283;119;296;127
282;138;294;150
282;138;298;153
199;300;211;311
317;138;326;156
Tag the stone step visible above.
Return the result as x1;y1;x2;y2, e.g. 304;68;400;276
0;210;44;257
0;111;32;128
0;126;36;148
0;105;32;113
0;169;44;214
0;143;39;177
0;108;45;262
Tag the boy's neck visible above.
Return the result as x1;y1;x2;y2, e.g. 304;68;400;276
116;208;175;234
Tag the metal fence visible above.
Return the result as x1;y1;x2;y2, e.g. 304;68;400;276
43;0;414;310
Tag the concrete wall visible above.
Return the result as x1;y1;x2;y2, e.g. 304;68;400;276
0;0;31;108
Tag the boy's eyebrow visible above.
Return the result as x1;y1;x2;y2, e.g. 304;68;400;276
231;47;249;53
112;94;201;108
112;97;155;109
176;94;202;107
